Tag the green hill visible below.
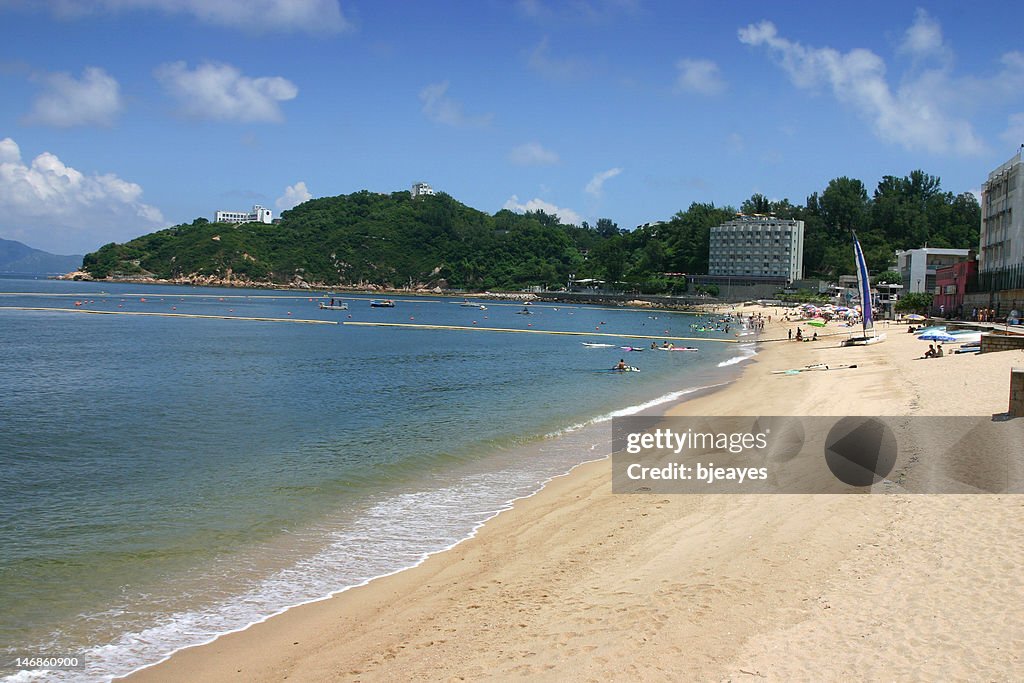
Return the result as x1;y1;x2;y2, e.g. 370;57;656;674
82;191;591;290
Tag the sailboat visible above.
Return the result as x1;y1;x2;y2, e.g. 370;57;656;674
842;231;886;346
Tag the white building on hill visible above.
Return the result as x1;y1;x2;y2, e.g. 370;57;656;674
411;182;435;198
215;205;273;224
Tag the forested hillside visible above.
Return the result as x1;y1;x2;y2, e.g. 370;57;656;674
81;170;980;291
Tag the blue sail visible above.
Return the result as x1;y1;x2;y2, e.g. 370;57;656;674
852;231;874;335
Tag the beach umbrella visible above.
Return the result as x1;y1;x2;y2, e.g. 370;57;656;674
905;314;926;321
919;332;957;342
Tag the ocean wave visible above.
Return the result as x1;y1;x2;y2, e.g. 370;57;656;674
716;343;758;367
545;382;730;438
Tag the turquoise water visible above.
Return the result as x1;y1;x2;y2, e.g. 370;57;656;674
0;276;755;681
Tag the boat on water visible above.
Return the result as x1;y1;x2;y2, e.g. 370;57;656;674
516;308;533;315
319;301;348;310
659;346;698;352
842;231;886;346
581;342;616;348
370;299;395;308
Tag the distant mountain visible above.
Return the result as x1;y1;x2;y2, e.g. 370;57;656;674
0;237;84;273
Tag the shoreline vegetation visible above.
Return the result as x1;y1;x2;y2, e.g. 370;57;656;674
124;305;1024;682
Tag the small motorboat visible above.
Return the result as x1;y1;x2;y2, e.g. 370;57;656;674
370;299;395;308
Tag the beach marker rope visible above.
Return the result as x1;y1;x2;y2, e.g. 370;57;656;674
343;321;738;343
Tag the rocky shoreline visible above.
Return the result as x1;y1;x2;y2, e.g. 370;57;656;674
54;272;718;309
53;270;544;301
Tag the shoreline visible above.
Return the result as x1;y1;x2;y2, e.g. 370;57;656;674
118;377;740;682
115;335;754;682
127;311;1024;681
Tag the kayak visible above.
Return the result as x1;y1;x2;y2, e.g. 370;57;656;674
603;366;640;373
658;347;698;351
581;342;616;348
620;346;645;351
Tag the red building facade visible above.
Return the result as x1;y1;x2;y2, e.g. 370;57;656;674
934;258;978;318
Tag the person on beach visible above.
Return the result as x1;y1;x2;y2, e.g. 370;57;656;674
788;328;793;340
795;328;802;342
924;344;936;358
936;344;944;357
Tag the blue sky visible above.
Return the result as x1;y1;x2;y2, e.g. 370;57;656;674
2;0;1023;254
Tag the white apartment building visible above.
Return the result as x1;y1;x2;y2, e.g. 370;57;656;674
214;205;273;224
979;147;1024;274
708;215;804;282
411;182;435;198
895;248;970;293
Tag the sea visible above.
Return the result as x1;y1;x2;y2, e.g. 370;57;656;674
0;274;757;681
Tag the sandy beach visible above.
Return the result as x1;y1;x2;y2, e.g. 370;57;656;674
126;310;1024;682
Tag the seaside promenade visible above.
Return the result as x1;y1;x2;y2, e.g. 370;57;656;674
126;307;1024;682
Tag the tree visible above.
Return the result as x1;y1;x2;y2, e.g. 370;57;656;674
873;270;902;285
896;292;933;313
741;193;772;215
820;177;869;236
595;218;620;238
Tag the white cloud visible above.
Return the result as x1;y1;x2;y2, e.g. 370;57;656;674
503;195;582;225
1002;113;1024;148
276;181;312;210
585;167;623;198
509;142;560;166
26;66;122;127
527;37;588;80
899;8;950;64
515;0;640;24
0;137;164;253
737;19;985;156
38;0;350;33
419;81;492;128
675;58;726;95
155;61;297;123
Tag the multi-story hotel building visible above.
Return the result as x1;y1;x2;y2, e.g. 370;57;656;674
708;215;805;283
979;147;1024;274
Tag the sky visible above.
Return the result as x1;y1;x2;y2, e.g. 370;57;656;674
1;0;1023;255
